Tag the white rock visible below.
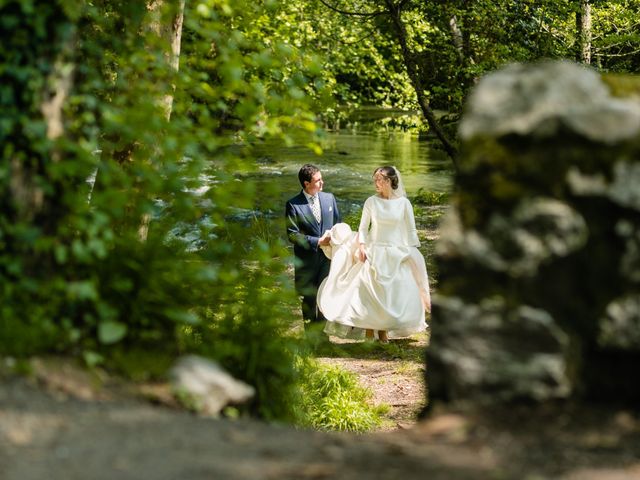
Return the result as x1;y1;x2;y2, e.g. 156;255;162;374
170;355;255;417
460;60;640;143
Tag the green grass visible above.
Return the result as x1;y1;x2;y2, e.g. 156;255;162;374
310;332;429;363
296;358;388;432
293;331;428;432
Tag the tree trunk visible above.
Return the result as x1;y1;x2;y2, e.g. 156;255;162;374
384;0;459;167
41;39;75;144
91;2;186;226
448;4;475;67
137;0;186;240
576;0;592;64
13;25;76;226
146;0;186;120
449;14;465;63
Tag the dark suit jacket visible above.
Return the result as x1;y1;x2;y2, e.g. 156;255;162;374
285;190;341;293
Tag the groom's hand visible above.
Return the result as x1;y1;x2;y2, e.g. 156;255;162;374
319;231;331;246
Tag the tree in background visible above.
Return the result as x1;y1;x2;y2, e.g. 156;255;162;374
577;0;592;64
591;0;640;72
306;0;639;158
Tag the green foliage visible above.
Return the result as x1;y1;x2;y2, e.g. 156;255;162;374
340;210;362;232
107;346;176;382
3;0;637;426
412;189;449;206
592;0;640;72
0;0;321;422
186;257;302;422
284;0;640;126
297;358;386;432
179;0;326;148
258;1;417;129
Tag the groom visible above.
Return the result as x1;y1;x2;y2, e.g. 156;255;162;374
286;164;341;326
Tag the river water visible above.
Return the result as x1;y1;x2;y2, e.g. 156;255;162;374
248;130;454;220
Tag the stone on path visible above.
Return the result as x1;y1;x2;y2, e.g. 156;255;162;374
170;355;254;416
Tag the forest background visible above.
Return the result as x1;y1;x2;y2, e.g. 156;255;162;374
1;0;639;429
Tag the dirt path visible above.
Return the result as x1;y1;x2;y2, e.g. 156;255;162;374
316;334;428;431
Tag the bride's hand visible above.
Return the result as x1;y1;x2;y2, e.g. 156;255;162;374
358;244;367;262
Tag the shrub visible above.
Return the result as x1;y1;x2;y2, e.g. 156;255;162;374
0;0;323;423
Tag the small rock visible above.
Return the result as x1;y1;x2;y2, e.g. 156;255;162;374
170;355;255;417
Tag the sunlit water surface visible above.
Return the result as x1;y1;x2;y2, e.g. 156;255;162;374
248;130;454;219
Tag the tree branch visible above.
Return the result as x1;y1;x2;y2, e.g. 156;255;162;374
383;0;459;166
317;0;386;18
339;25;380;46
594;47;640;58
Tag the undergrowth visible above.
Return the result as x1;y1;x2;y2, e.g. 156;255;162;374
296;358;388;432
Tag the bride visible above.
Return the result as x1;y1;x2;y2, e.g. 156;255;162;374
317;166;430;342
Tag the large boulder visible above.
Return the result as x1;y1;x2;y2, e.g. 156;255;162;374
428;60;640;405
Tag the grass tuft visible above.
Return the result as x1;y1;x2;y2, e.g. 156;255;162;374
296;358;387;432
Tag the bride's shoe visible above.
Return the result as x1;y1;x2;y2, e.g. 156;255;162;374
378;331;389;344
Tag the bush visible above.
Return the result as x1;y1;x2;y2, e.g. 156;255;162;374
0;0;324;423
412;189;450;206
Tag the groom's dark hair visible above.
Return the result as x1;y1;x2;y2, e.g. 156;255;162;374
298;164;320;187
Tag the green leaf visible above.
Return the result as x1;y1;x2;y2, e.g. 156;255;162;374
166;309;201;325
98;321;128;344
83;350;104;367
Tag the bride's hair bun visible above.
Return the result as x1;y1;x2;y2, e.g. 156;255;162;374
375;166;399;190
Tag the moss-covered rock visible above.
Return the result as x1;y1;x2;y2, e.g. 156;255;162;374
428;61;640;405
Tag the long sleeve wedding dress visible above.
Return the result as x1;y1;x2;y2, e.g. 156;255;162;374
318;195;430;339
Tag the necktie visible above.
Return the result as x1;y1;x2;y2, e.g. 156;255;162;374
310;195;321;223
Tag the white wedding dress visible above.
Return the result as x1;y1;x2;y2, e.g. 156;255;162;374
318;195;430;339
